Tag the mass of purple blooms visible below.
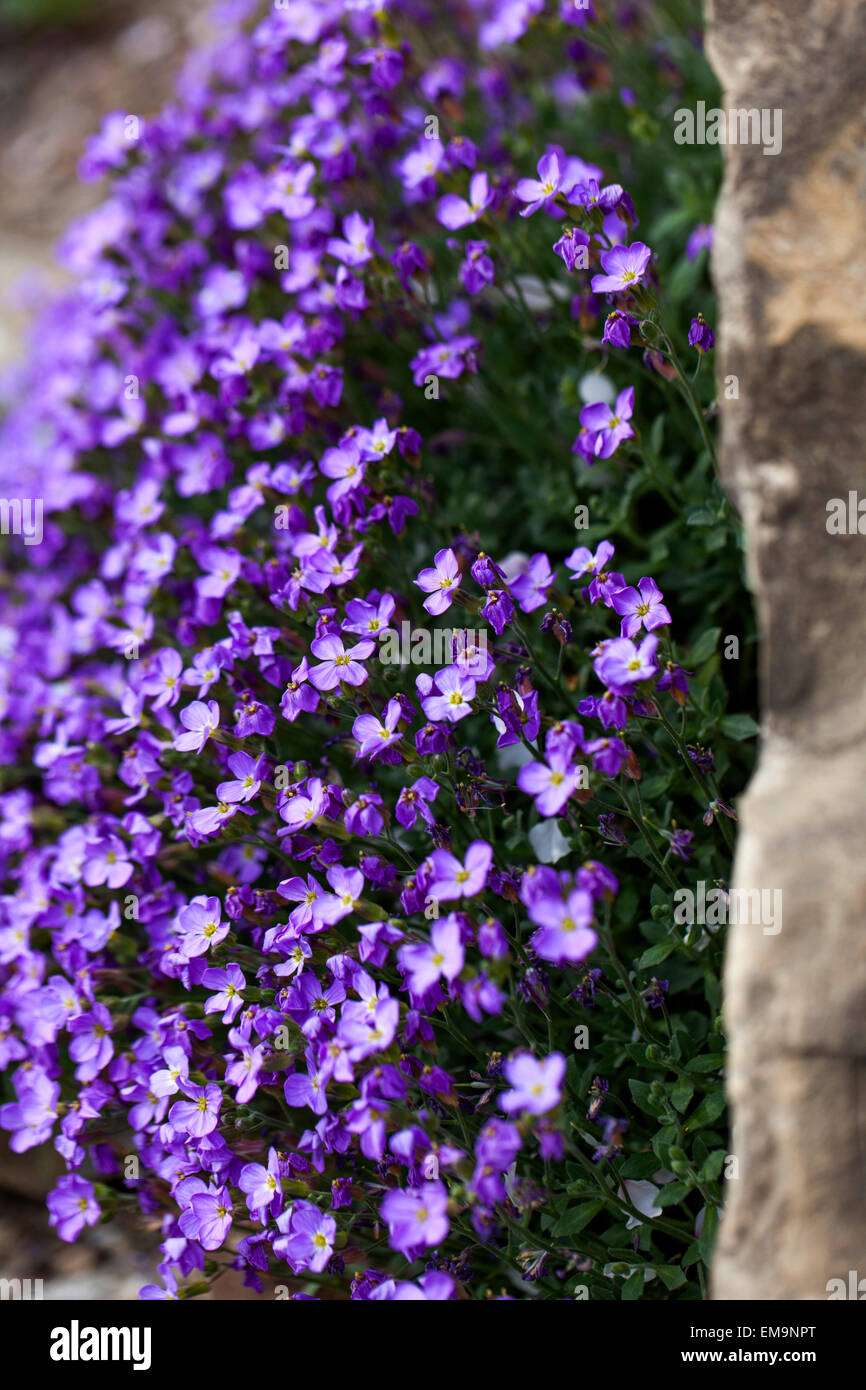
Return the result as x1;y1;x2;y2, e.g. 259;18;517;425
0;0;749;1301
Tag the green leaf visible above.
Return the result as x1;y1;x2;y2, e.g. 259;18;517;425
685;1054;725;1074
700;1149;727;1183
689;627;721;665
698;1204;720;1264
629;1079;663;1116
551;1199;605;1237
684;1089;726;1131
656;1179;693;1207
622;1269;644;1300
671;1075;695;1113
639;941;676;968
656;1264;687;1290
719;713;759;740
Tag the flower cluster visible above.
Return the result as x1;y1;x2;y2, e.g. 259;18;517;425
0;0;745;1301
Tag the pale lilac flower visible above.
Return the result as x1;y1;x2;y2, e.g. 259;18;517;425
47;1174;100;1243
515;152;568;217
381;1181;449;1256
528;887;597;963
398;915;465;994
308;634;375;690
500;1052;566;1116
591;241;652;293
420;666;476;724
275;1199;336;1272
610;577;672;637
620;1179;663;1229
595;633;658;687
428;840;492;901
169;1082;222;1137
327;211;376;266
279;777;326;831
437;171;492;229
177;896;229;956
415;548;461;615
315;865;364;924
203;963;246;1024
579;387;635;458
352;698;403;759
150;1045;190;1098
174;700;220;753
517;748;582;817
216;751;265;803
239;1149;283;1217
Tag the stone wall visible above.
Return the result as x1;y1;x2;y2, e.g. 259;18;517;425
706;0;866;1300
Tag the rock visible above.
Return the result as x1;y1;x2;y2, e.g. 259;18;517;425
706;0;866;1299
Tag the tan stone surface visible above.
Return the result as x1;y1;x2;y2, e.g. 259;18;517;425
706;0;866;1299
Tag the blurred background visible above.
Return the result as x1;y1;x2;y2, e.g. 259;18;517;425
0;0;212;367
0;0;236;1300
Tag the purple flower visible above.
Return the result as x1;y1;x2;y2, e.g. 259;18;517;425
508;552;555;612
688;313;715;352
565;538;615;588
169;1082;222;1138
642;977;669;1010
591;242;652;294
584;736;629;776
380;1181;449;1256
602;310;638;349
275;1199;337;1273
437;172;492;229
174;700;220;753
69;1003;114;1080
428;840;492;901
517;748;582;817
420;667;476;724
686;222;713;260
177;896;230;956
308;634;375;691
81;833;133;889
528;888;597;964
281;657;320;722
180;1185;234;1250
352;698;403;760
595;633;659;688
355;45;404;89
410;334;479;387
327;212;376;267
460;240;495;293
415;548;461;615
203;963;246;1024
47;1174;100;1243
579;386;635;458
500;1052;566;1116
515;152;568;217
150;1045;189;1098
398;915;465;995
217;751;265;803
395;776;439;829
552;226;590;271
610;576;672;637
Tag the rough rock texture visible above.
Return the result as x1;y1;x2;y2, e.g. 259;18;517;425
706;0;866;1299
